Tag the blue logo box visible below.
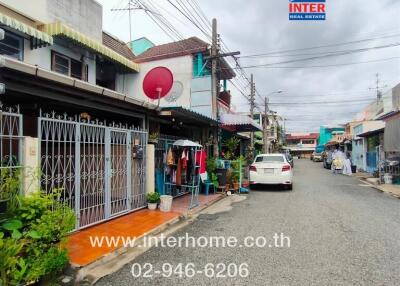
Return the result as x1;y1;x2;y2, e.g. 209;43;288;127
289;13;326;20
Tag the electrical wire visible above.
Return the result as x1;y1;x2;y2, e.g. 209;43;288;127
239;33;400;58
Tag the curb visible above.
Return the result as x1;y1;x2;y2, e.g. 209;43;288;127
359;178;400;199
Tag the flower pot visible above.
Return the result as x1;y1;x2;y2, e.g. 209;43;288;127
148;203;157;210
233;182;240;190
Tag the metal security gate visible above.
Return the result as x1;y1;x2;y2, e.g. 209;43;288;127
39;111;147;229
0;104;23;197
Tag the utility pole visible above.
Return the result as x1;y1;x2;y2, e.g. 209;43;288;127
249;74;255;152
209;19;240;157
211;18;219;156
263;97;269;154
211;18;218;120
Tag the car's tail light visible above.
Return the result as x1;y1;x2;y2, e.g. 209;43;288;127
282;165;291;172
249;165;257;172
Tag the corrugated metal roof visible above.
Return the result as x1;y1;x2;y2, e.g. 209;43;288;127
220;113;262;131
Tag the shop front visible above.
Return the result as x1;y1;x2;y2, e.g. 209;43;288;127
149;106;219;210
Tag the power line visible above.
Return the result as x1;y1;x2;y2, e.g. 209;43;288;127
239;33;400;58
229;57;400;70
223;43;400;69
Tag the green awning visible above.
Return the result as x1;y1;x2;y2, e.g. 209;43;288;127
41;22;139;72
0;12;53;45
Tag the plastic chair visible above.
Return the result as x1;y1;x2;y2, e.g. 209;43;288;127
200;172;215;196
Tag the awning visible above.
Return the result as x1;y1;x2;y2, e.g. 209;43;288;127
358;127;384;138
325;141;340;147
384;117;400;152
41;22;139;72
159;106;218;126
0;12;53;46
220;113;262;132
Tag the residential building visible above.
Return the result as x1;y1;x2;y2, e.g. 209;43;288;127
240;112;284;153
0;0;154;230
351;121;385;173
284;133;319;158
318;125;345;147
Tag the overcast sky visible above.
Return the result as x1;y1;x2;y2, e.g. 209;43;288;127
98;0;400;133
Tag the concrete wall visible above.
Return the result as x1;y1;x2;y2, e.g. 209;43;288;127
118;56;194;109
0;0;47;24
46;0;103;41
393;83;400;111
191;76;212;118
23;41;97;85
0;0;103;42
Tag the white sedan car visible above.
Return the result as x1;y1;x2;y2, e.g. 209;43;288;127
249;154;293;190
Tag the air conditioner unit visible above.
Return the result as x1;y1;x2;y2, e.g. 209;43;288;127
0;83;5;95
0;28;4;41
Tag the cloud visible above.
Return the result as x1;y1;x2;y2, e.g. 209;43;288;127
98;0;400;132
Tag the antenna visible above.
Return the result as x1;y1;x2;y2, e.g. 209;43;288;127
369;73;388;101
111;1;141;43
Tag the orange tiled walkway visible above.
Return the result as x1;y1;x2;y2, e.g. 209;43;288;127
171;193;222;214
67;209;180;266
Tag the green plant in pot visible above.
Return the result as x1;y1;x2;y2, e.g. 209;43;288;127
231;160;241;190
148;132;159;144
146;192;160;210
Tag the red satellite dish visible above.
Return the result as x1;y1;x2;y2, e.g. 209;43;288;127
142;67;174;100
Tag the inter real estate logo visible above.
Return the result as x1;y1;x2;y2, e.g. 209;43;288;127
289;0;326;21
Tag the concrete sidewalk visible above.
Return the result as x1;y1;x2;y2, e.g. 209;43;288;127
372;184;400;198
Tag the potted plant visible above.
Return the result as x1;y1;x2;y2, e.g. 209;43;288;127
146;192;160;210
231;160;241;191
148;132;159;144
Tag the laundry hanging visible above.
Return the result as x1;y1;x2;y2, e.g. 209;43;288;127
167;147;174;166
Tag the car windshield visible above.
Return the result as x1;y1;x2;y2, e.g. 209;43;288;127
255;155;285;163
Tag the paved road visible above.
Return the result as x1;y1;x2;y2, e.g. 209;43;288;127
97;159;400;285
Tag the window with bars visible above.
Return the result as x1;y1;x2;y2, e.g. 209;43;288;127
51;51;88;81
0;30;24;61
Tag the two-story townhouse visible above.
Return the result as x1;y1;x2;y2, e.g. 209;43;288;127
284;133;319;158
0;0;157;230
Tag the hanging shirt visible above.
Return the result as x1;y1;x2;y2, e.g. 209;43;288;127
195;150;207;174
181;149;188;170
176;156;182;186
167;147;174;166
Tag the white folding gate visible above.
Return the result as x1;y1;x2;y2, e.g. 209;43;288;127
38;111;147;229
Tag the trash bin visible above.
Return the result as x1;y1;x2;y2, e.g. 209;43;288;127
159;195;173;212
384;173;393;184
351;165;357;174
216;168;227;186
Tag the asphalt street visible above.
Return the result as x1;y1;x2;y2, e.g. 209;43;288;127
97;159;400;286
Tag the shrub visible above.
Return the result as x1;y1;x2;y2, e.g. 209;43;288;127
0;189;75;285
